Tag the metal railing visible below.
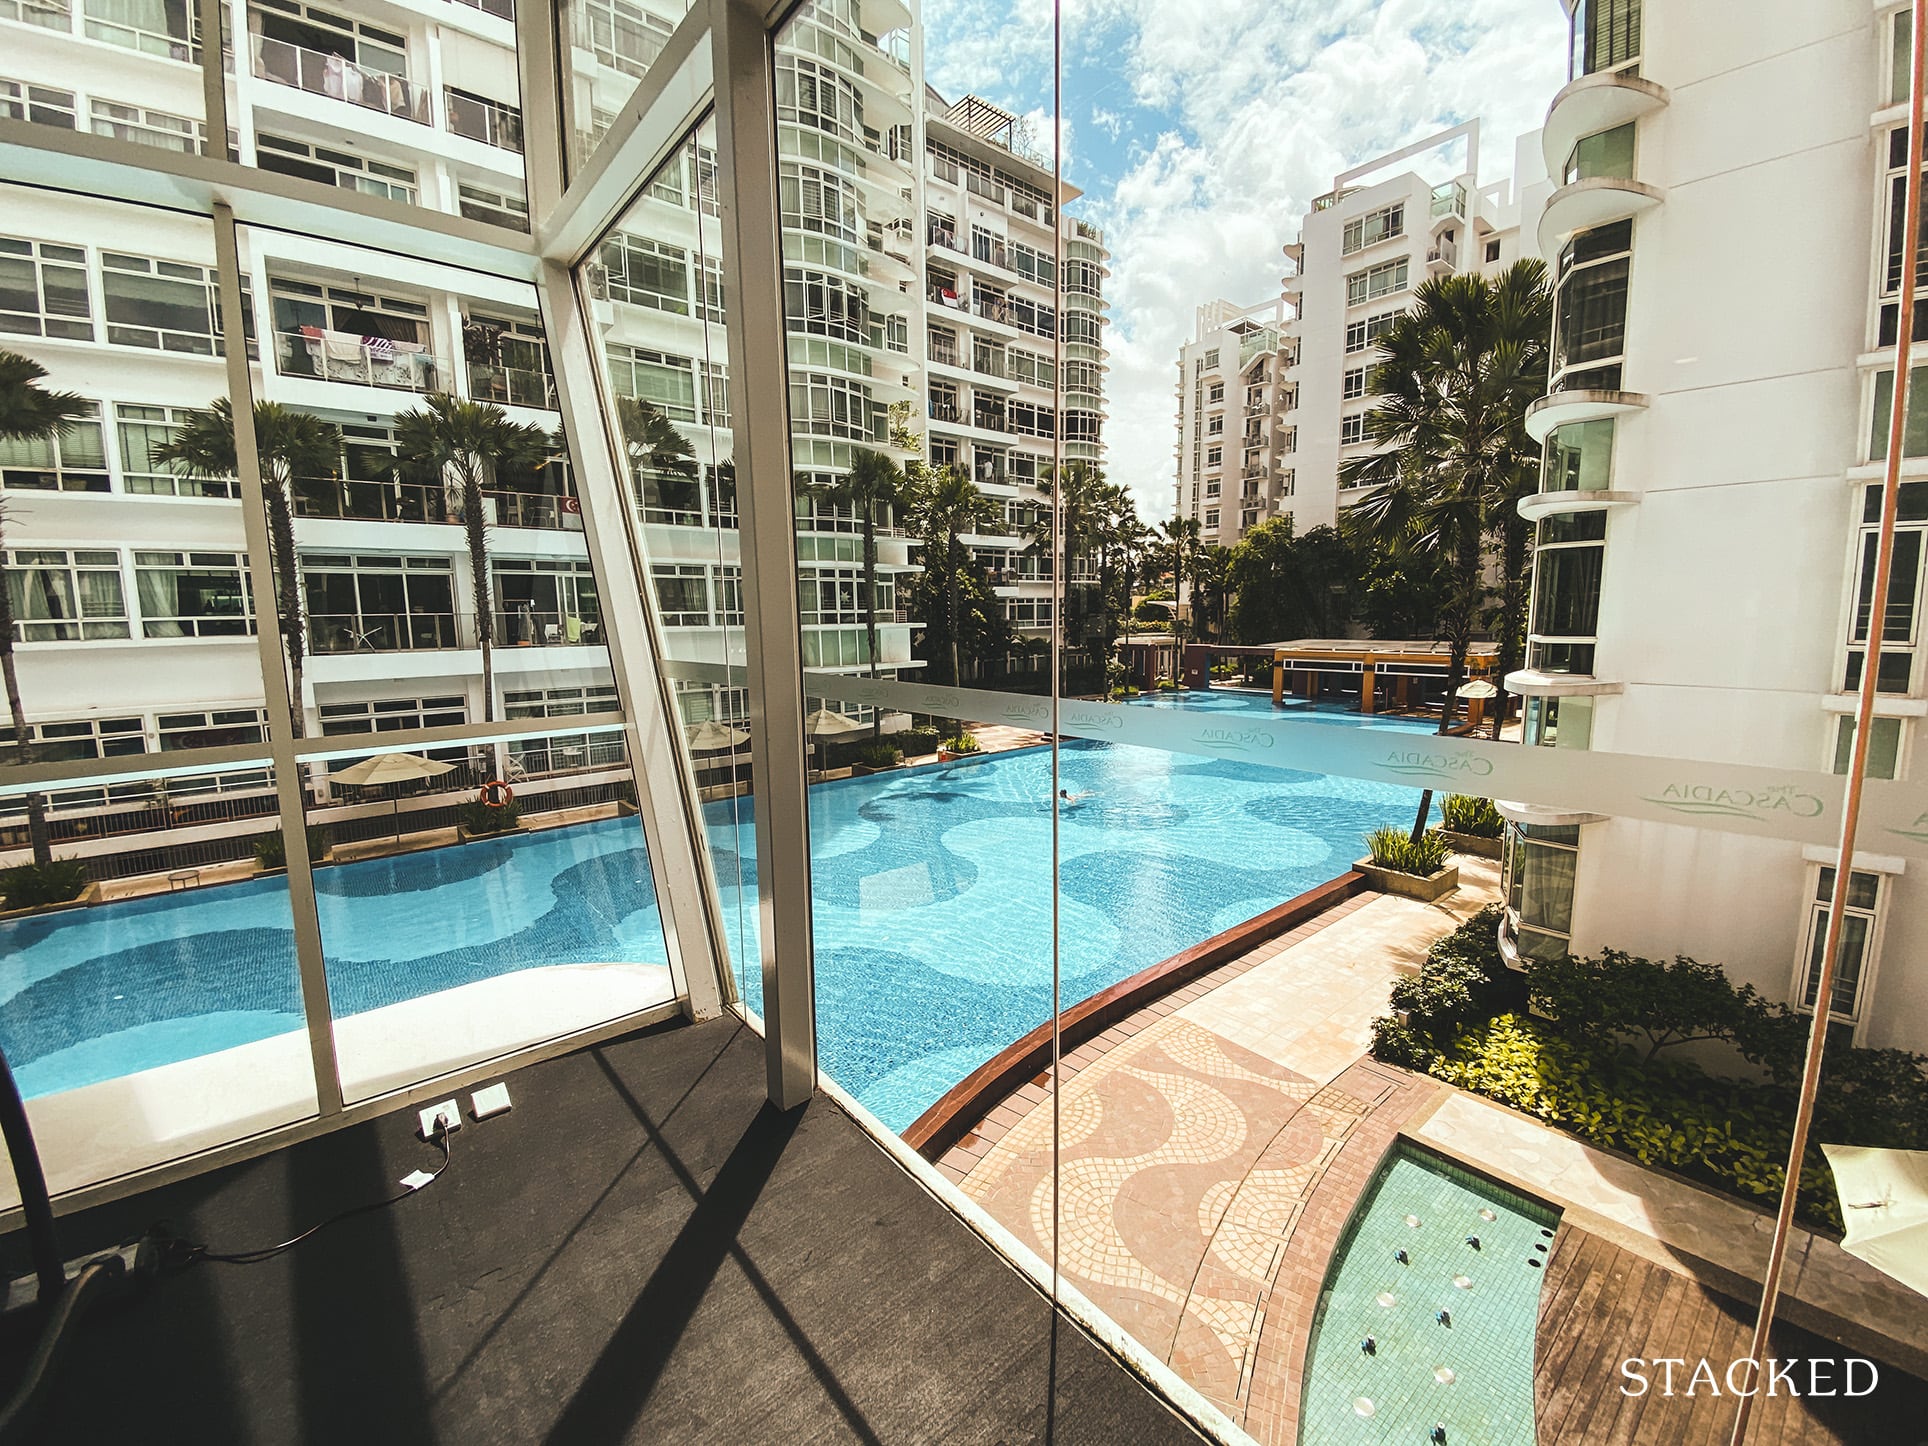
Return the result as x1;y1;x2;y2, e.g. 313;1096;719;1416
927;224;963;252
251;35;429;125
467;361;556;409
293;478;574;530
444;86;522;152
275;330;441;392
927;337;961;367
928;399;961;422
972;235;1010;270
307;611;470;654
973;295;1014;326
493;607;604;647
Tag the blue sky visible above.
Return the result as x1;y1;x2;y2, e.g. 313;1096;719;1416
921;0;1570;515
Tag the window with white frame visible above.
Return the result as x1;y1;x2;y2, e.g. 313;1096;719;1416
0;236;90;339
1205;445;1221;468
1205;479;1219;498
0;399;108;491
1833;714;1904;781
651;564;712;626
602;234;690;315
1341;202;1404;255
1504;821;1579;961
1798;866;1883;1027
1346;257;1408;306
607;344;697;422
101;252;220;353
1204;508;1219;529
4;547;128;640
256;133;417;203
83;0;192;60
1207;414;1223;436
0;78;75;128
574;0;673;79
117;403;235;498
788;371;874;440
1207;381;1224;404
318;696;467;735
1340;412;1366;446
1344;309;1399;354
133;551;254;637
89;99;202;153
456;182;530;233
778;163;860;244
1342;366;1367;400
1844;480;1928;694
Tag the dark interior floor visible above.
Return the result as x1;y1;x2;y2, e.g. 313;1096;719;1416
0;1017;1209;1445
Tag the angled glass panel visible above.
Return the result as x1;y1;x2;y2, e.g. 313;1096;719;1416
0;0;213;155
559;0;694;180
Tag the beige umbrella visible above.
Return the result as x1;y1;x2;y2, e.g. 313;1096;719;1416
1456;679;1499;699
332;751;456;842
804;705;864;773
687;720;750;753
1822;1144;1928;1299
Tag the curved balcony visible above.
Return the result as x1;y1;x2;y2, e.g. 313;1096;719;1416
860;0;912;38
1495;800;1609;828
1525;387;1647;442
1541;71;1669;177
1517;488;1638;522
1502;669;1623;699
1538;176;1663;257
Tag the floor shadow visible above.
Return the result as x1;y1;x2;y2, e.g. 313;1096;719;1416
542;1101;801;1446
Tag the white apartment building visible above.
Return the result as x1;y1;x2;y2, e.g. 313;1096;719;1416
1499;0;1928;1050
1172;298;1291;548
923;90;1108;651
1270;122;1512;535
0;0;932;857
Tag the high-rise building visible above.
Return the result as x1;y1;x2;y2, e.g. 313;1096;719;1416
923;89;1107;651
1172;298;1291;547
1500;0;1928;1049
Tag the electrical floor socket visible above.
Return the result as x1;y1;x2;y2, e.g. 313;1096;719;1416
470;1082;512;1120
418;1100;461;1139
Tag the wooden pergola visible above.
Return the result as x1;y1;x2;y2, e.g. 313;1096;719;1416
1269;638;1501;718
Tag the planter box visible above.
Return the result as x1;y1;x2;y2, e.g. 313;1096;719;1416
255;848;335;877
458;823;526;843
0;879;100;921
851;762;902;777
1438;829;1503;860
1353;857;1461;903
616;799;640;816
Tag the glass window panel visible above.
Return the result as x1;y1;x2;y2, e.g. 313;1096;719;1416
561;0;694;179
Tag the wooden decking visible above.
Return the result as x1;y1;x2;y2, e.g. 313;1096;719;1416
1535;1225;1928;1444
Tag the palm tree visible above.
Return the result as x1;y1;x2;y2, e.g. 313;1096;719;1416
392;393;552;724
0;351;90;866
1158;516;1204;653
908;465;1001;687
616;395;698;517
812;447;908;731
156;399;342;738
1029;461;1110;667
1195;543;1233;642
1340;261;1552;830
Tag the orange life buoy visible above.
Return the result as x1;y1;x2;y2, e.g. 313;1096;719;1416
479;779;515;808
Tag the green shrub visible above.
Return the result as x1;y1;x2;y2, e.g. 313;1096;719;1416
1387;904;1521;1041
1439;794;1504;838
0;857;88;909
459;799;522;835
939;732;980;754
856;742;903;768
252;825;330;869
1363;825;1450;877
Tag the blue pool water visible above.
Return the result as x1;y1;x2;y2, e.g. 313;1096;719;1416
0;690;1429;1125
1300;1146;1558;1444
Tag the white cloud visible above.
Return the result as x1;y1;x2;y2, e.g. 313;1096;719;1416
923;0;1568;516
1091;106;1123;141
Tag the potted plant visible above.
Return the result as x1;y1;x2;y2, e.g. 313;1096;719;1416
1354;825;1460;902
852;741;904;776
457;798;523;841
936;732;981;763
1437;793;1505;859
252;825;333;875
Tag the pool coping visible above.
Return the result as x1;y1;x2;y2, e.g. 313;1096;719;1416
902;869;1368;1160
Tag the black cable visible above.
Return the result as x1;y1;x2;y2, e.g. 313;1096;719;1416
175;1123;453;1268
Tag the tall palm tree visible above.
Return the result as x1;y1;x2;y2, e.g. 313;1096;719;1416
1340;261;1552;830
908;465;1001;687
0;351;89;866
1031;461;1110;667
616;394;698;517
392;393;551;724
1195;543;1233;642
1158;515;1204;653
813;447;908;732
156;399;342;738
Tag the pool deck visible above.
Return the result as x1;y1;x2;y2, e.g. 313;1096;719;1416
941;856;1928;1442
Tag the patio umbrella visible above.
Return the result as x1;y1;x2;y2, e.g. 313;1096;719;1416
1821;1144;1928;1299
803;706;864;773
687;720;750;753
332;751;456;842
1455;679;1499;698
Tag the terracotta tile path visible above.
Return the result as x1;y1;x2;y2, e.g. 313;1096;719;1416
941;862;1500;1444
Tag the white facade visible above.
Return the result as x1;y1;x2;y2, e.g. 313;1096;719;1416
1502;0;1928;1049
1173;297;1289;548
922;90;1109;647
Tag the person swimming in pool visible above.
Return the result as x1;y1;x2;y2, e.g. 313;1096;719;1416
1058;788;1094;806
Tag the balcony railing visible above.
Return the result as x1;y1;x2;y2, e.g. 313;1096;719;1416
493;608;603;647
972;236;1010;270
294;477;575;530
276;329;441;392
928;399;961;423
444;86;522;152
467;361;556;410
1428;237;1458;267
251;35;430;125
973;295;1013;327
972;351;1007;379
927;224;963;253
1431;180;1468;220
928;337;961;367
307;611;469;654
973;409;1009;433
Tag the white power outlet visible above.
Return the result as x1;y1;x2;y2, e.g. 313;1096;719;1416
418;1100;461;1140
470;1082;512;1120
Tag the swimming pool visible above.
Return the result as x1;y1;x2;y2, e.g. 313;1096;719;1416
0;691;1430;1127
1299;1146;1558;1445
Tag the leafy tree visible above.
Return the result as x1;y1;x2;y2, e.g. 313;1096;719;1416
1341;261;1552;829
616;395;697;516
810;447;908;733
156;398;342;739
0;351;91;864
1528;949;1774;1067
906;465;1003;686
1225;517;1355;644
1157;515;1204;650
392;393;552;723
